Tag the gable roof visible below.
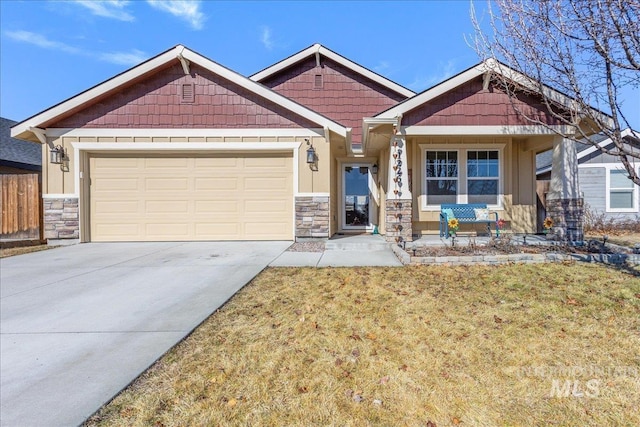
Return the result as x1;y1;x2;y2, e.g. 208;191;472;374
536;128;639;174
250;43;415;98
11;45;348;142
1;117;41;170
375;59;612;127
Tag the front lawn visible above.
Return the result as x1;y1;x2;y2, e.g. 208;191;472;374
86;264;640;426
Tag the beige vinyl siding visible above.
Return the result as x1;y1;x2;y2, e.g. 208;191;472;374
89;153;293;241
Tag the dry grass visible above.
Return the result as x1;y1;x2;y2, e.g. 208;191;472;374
86;264;640;427
586;232;640;248
0;244;55;258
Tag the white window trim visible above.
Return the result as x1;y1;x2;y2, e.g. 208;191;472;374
600;164;639;213
419;143;505;211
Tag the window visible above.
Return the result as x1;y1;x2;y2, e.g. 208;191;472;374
425;151;458;205
609;169;635;210
467;150;499;204
422;146;502;209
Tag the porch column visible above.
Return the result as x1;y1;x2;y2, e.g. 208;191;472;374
546;135;584;243
385;135;413;244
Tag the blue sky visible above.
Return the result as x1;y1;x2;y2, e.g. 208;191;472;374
1;0;638;129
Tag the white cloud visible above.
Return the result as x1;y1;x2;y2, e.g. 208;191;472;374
373;61;390;73
409;60;457;91
98;49;147;65
260;26;274;50
73;0;134;22
4;30;81;54
147;0;205;30
5;30;146;66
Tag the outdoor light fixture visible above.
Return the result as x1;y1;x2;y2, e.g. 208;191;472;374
371;164;378;174
306;139;316;164
50;145;64;164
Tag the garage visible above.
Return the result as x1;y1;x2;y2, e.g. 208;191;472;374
88;152;293;242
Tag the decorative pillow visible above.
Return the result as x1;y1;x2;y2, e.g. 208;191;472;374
442;208;455;219
474;208;490;220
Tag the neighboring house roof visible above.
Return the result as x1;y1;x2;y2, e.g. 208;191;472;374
250;43;415;98
536;128;639;175
0;117;41;171
11;45;348;142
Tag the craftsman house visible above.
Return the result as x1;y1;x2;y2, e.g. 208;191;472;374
10;44;588;244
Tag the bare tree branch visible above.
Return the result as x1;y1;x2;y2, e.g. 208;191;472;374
471;0;640;185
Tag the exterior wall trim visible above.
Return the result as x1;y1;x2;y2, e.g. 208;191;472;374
418;143;506;211
69;141;301;242
250;44;415;98
47;128;326;138
403;125;573;136
43;193;79;199
295;192;330;197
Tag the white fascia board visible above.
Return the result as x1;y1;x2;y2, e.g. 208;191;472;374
70;142;302;152
11;46;185;138
575;128;637;161
402;125;572;136
361;117;396;152
376;66;485;118
12;45;347;139
179;49;346;138
250;44;415;98
47;128;325;138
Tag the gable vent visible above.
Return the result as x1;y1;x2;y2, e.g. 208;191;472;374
181;83;195;103
314;74;323;89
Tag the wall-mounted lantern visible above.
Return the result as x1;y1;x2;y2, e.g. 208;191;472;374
50;145;64;164
371;164;378;175
306;139;316;164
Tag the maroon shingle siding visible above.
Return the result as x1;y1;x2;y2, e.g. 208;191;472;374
260;57;408;143
403;77;564;127
48;63;316;129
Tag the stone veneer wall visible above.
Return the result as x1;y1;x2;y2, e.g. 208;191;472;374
385;199;413;244
295;195;329;239
546;198;584;243
44;198;79;240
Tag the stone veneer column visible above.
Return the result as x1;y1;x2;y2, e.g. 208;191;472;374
385;135;413;244
295;195;330;239
547;136;584;243
44;197;79;242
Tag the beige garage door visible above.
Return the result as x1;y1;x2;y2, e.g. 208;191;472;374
89;153;293;241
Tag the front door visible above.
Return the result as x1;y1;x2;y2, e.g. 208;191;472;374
342;164;374;230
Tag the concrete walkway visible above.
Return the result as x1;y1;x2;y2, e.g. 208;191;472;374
270;235;402;267
0;241;289;427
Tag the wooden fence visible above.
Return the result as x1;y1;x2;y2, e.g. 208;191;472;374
1;174;41;240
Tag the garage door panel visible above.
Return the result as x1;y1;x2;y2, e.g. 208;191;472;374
95;178;139;191
95;200;139;214
195;200;240;214
145;177;189;191
194;157;238;168
145;200;190;214
194;178;239;191
90;153;293;241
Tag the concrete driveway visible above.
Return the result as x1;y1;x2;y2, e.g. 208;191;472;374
0;241;289;427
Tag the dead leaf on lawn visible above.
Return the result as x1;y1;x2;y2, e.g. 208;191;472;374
297;386;308;394
634;293;640;299
452;417;461;425
227;398;237;408
335;358;343;366
349;332;362;341
366;332;377;341
399;364;409;371
352;348;361;358
426;421;437;427
379;375;390;385
566;297;580;306
494;315;503;323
